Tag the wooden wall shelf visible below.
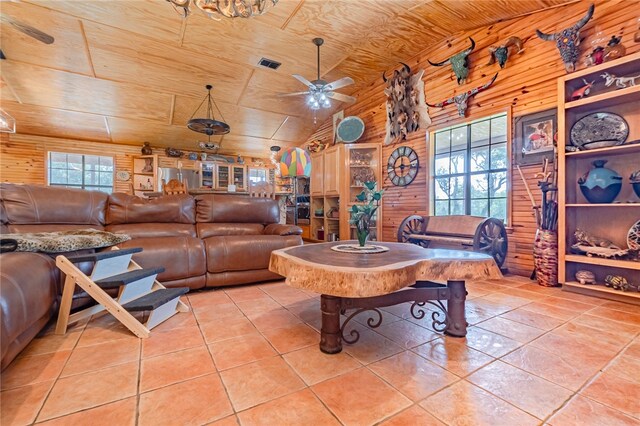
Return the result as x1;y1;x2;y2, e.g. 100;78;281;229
558;53;640;305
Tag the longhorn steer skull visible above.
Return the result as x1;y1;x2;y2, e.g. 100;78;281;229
536;3;595;73
428;37;475;85
427;73;498;117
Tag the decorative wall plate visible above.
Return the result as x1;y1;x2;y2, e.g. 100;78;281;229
570;112;629;150
337;116;365;143
115;171;130;181
628;220;640;251
387;146;419;186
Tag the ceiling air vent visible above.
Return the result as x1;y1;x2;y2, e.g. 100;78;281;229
258;58;281;70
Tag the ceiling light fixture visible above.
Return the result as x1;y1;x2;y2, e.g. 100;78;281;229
187;84;230;136
0;108;16;133
166;0;278;20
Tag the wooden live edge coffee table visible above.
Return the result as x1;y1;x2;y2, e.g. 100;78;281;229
269;241;502;354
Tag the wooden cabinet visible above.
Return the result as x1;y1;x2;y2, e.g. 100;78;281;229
231;165;246;191
200;162;215;188
215;164;230;190
558;52;640;305
132;154;157;197
323;146;341;196
310;152;324;196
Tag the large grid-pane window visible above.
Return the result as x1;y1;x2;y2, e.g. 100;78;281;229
48;152;114;194
433;114;508;222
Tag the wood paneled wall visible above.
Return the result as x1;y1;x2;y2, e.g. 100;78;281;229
1;134;141;193
305;0;640;276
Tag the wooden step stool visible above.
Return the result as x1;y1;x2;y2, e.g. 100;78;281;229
55;247;189;338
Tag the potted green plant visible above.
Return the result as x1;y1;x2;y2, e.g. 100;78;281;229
350;182;384;247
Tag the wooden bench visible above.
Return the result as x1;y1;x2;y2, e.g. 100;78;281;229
397;215;508;268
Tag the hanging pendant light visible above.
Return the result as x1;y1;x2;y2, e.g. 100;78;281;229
187;84;230;136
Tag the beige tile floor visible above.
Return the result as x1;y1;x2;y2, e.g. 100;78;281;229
1;275;639;426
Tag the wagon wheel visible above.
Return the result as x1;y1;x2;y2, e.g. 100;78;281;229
473;218;508;268
397;215;429;248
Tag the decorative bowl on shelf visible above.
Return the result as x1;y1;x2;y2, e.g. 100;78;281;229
570;112;629;150
577;159;622;203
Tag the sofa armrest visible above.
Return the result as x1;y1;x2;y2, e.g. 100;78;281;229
263;224;303;236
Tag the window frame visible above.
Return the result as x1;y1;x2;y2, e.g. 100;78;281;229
46;151;115;193
428;108;512;225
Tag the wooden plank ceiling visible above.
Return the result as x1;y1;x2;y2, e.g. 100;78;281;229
0;0;572;157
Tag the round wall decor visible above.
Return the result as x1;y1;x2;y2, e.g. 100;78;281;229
337;116;365;143
115;170;130;181
570;112;629;150
387;146;419;186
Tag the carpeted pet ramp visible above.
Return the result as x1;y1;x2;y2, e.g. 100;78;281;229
55;247;189;338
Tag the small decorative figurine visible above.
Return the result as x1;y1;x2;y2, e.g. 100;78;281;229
575;270;596;285
585;46;605;67
486;36;524;68
605;274;629;291
141;142;152;155
428;37;476;85
603;35;626;62
601;72;639;88
574;229;620;250
426;73;498;117
536;3;595;72
571;79;595;100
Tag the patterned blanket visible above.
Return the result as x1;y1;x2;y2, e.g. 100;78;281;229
0;229;131;253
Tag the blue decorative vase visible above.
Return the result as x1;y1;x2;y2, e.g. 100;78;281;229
631;170;640;199
578;160;622;203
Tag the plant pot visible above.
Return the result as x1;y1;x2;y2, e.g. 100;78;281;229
533;229;559;287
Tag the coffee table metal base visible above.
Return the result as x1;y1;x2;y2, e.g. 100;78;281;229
319;280;467;354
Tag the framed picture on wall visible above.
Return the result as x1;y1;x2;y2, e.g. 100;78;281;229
513;109;557;165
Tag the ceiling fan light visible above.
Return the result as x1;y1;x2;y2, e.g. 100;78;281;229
320;93;326;101
322;99;331;108
0;108;16;133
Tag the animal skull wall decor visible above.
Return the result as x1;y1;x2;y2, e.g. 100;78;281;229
382;63;431;145
536;3;595;73
428;37;476;85
427;73;498;117
487;36;524;68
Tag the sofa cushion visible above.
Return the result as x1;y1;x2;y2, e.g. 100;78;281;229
1;252;57;370
204;235;302;273
196;223;264;239
116;236;206;281
107;193;195;225
196;194;279;224
0;183;107;225
107;223;196;238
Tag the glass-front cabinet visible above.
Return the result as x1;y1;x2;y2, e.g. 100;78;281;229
200;162;215;188
232;165;246;191
215;165;230;190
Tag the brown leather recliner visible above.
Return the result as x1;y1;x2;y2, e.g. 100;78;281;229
0;183;303;369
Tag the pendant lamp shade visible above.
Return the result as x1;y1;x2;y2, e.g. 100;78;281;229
279;147;311;177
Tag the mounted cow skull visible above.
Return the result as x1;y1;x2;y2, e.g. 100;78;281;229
536;3;595;73
427;73;498;117
487;36;524;68
382;63;430;145
428;37;476;85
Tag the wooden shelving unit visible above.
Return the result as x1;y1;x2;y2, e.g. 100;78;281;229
132;154;158;197
558;52;640;306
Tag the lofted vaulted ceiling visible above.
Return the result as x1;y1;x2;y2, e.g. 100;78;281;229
0;0;573;157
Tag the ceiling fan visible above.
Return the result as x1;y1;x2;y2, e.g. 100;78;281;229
0;13;55;45
278;37;355;110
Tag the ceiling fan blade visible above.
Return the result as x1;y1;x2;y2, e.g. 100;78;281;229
0;14;54;44
325;77;354;91
277;91;310;98
326;92;356;103
292;74;315;89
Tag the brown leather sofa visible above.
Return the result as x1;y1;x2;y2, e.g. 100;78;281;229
0;183;302;369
